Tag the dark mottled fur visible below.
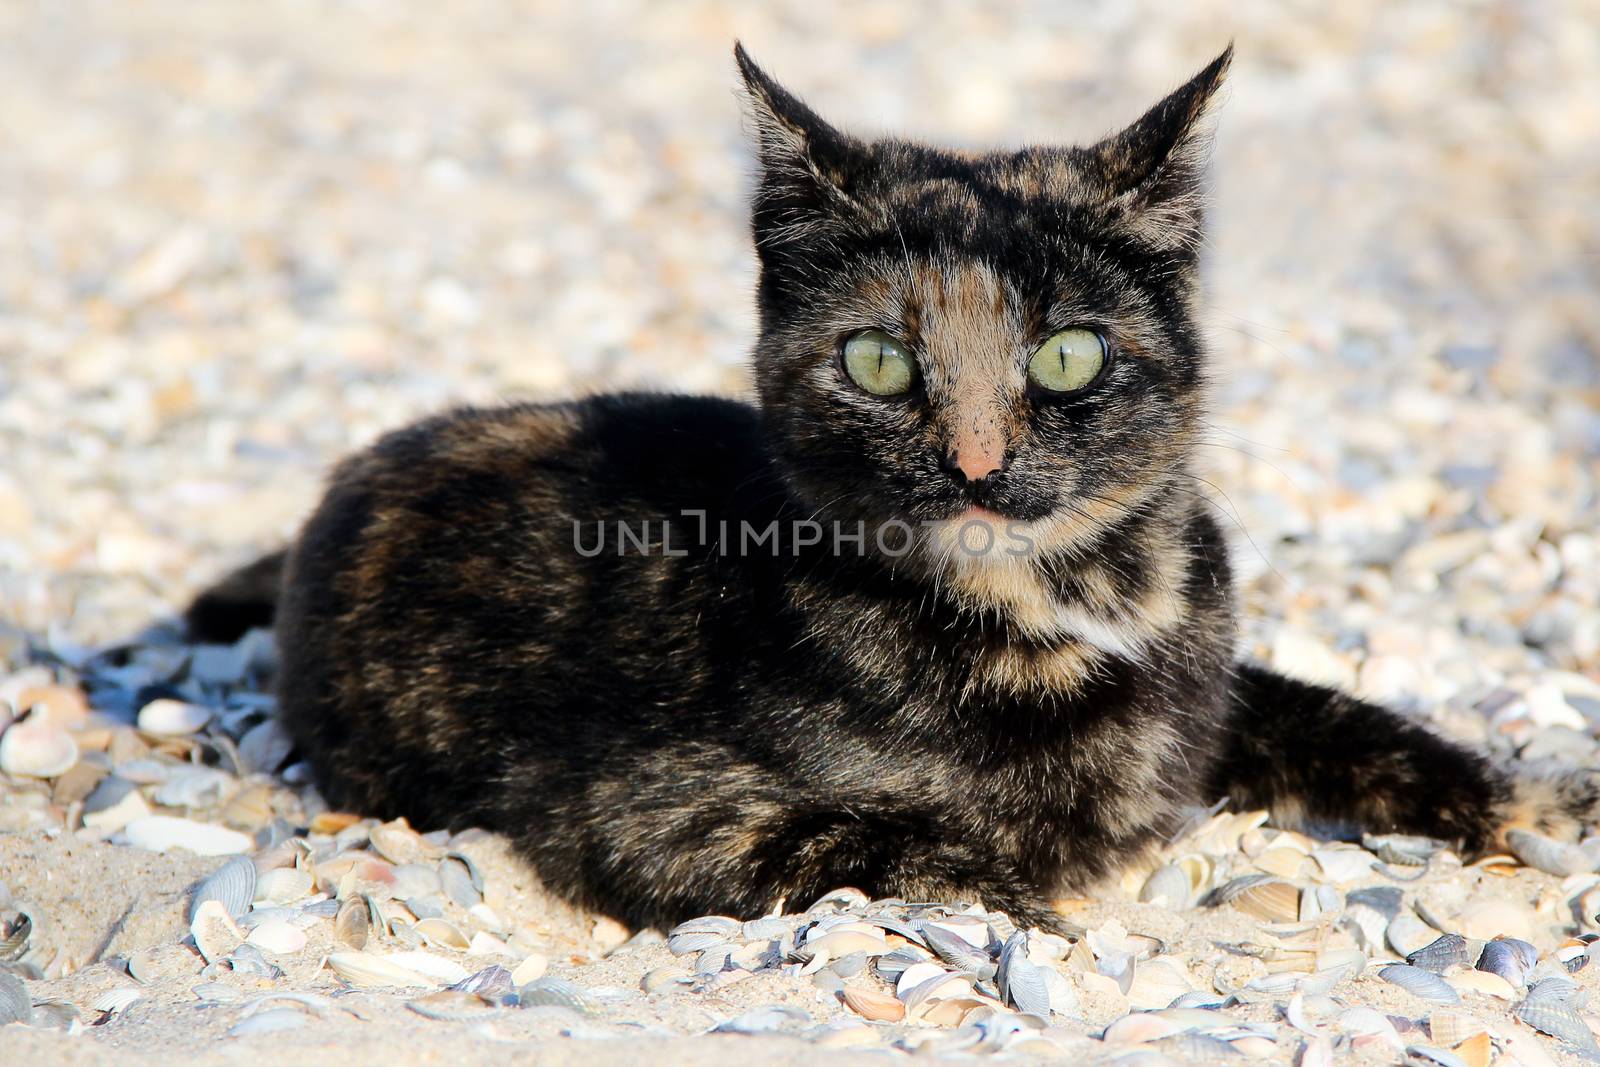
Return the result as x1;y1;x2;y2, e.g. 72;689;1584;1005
191;45;1600;932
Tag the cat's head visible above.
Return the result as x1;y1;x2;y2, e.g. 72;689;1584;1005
736;44;1228;562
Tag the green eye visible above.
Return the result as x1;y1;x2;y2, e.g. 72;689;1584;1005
842;330;917;396
1028;328;1108;393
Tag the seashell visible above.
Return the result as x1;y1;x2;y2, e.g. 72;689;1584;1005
1299;1035;1334;1067
511;953;548;986
334;898;369;949
641;966;692;993
136;698;212;736
190;855;256;922
368;819;437;865
1312;848;1378;884
1379;964;1461;1005
829;950;868;978
1408;933;1479;973
1429;1010;1488;1047
383;950;469;984
1338;1007;1404;1050
1523;976;1579;1005
804;928;888;962
1556;938;1591;973
438;855;482;910
326;951;435;988
898;969;974;1012
450;966;513;998
1477;938;1537;988
254;867;313;906
1127;958;1196;1010
841;985;904;1022
1256;847;1311;880
246;919;307;955
1456;901;1533;942
919;916;989;949
1139;865;1191;909
91;986;142;1015
1362;834;1442;866
0;971;31;1026
1515;999;1600;1055
228;1007;307;1037
124;815;251;857
190;899;244;963
466;932;510;957
996;932;1051;1016
0;709;80;778
807;887;871;913
415;918;471;951
1103;1012;1188;1044
1507;829;1598;877
1452;1031;1493;1067
1231;1035;1278;1059
519;976;593;1013
238;719;293;774
390;863;442;900
741;917;791;942
1407;1044;1469;1067
921;923;997;979
1445;970;1517;1000
669;931;725;956
406;988;500;1022
1204;875;1300;922
1387;913;1437;957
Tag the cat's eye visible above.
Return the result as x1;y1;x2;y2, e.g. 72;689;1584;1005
841;330;917;397
1027;328;1108;394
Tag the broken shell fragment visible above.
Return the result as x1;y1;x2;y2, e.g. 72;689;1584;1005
190;899;244;963
842;985;904;1022
1506;829;1599;877
191;855;256;921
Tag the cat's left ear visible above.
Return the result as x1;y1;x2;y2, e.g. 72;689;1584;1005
1088;44;1232;251
734;43;870;239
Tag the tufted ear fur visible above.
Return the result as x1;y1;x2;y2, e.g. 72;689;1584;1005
734;43;872;248
1087;44;1232;252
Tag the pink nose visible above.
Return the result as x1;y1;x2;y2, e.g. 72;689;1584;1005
949;447;1004;484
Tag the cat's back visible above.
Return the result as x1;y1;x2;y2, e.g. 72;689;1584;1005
274;392;780;820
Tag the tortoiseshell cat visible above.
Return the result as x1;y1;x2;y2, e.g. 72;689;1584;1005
189;45;1600;933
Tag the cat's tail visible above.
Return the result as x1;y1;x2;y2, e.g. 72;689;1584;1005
1212;661;1600;855
184;549;288;643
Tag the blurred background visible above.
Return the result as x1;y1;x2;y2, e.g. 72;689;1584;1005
0;2;1595;721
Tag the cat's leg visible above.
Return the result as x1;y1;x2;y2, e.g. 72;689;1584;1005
1213;662;1600;853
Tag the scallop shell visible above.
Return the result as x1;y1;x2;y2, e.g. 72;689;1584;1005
842;985;904;1022
0;971;31;1026
1429;1010;1488;1047
254;867;313;906
1127;958;1196;1010
334;898;369;949
326;951;435;988
668;931;726;956
1379;964;1461;1005
1506;829;1599;877
91;986;143;1014
368;819;436;865
1408;933;1479;973
190;899;244;963
136;698;212;736
741;917;791;942
921;923;997;979
1515;999;1600;1055
1139;865;1191;909
519;976;593;1013
1477;938;1537;988
190;855;256;921
669;916;741;941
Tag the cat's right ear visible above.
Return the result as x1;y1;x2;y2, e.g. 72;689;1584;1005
734;43;867;239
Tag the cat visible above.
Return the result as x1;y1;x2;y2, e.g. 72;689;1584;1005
188;43;1599;934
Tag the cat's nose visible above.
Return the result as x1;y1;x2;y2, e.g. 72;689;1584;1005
942;445;1007;486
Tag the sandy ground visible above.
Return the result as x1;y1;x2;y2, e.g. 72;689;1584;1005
2;0;1599;1064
